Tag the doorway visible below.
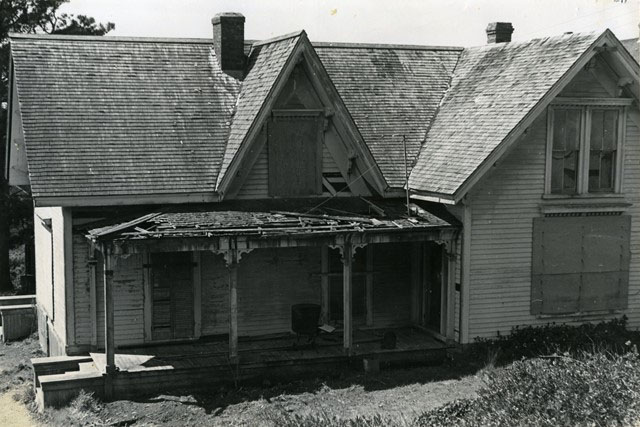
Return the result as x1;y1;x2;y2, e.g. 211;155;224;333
150;252;194;341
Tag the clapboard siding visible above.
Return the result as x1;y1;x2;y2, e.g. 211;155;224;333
200;252;228;335
323;143;340;173
558;68;611;98
235;146;269;199
623;118;640;328
72;234;92;346
467;107;640;338
199;244;414;336
96;252;145;347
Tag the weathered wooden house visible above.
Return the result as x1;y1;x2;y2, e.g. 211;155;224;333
4;14;640;405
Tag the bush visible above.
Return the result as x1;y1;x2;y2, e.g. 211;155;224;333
471;316;639;365
417;351;640;427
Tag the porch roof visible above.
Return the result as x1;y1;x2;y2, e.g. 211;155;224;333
85;198;458;244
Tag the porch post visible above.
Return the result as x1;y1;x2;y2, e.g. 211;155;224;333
445;240;457;341
102;244;116;399
320;246;330;324
228;251;239;363
342;241;353;354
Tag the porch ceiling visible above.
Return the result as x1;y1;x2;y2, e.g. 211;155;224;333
83;198;458;247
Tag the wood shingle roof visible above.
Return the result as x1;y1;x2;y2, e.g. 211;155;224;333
408;32;601;196
315;44;461;188
11;35;240;199
9;29;625;203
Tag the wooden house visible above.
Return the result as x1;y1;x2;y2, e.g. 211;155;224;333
4;14;640;405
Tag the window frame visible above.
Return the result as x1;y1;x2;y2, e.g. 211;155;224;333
545;98;629;197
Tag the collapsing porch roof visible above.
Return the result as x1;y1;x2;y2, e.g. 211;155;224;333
85;198;458;244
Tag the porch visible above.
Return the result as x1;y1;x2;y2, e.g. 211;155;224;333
36;198;461;407
33;326;451;408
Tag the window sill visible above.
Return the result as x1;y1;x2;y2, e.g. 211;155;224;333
540;194;631;214
535;309;625;320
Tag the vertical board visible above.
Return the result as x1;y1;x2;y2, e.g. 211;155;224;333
150;252;194;340
268;114;322;197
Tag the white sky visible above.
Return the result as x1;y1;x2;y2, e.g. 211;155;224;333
59;0;639;46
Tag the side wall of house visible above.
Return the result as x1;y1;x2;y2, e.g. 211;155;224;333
34;206;71;355
466;94;640;338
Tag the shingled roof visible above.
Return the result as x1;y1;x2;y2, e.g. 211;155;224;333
10;28;629;204
10;35;240;199
315;43;461;188
408;32;601;196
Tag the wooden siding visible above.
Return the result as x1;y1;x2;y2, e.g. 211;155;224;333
95;251;145;347
72;234;92;346
558;68;611;98
467;108;640;338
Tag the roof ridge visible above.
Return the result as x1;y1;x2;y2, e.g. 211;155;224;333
312;41;463;51
9;32;214;44
251;30;305;48
465;29;601;50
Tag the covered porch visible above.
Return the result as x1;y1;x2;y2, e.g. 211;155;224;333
34;199;460;407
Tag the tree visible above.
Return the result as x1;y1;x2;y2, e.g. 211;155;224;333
0;0;114;292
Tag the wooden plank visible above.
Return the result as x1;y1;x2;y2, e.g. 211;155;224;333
366;246;374;326
446;241;457;340
460;203;471;344
321;246;330;323
89;246;97;348
193;252;202;339
102;246;115;400
228;256;239;362
342;243;353;354
143;252;152;342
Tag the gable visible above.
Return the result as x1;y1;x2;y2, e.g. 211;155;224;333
409;30;640;202
232;62;371;199
221;33;384;199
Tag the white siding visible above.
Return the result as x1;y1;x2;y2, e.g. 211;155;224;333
467;110;640;339
72;234;92;346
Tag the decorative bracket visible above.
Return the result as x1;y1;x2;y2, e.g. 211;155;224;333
213;249;254;267
329;243;367;263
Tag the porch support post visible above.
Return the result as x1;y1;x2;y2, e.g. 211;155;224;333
445;240;457;341
342;241;353;355
365;246;373;327
228;251;239;364
102;244;116;399
320;246;330;324
88;244;97;349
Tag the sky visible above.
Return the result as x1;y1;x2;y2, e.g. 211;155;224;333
58;0;639;46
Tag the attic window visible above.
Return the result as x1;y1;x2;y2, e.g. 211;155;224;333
546;100;628;196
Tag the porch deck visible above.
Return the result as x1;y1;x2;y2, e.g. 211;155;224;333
32;327;452;408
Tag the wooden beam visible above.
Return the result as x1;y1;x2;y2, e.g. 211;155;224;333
193;251;202;339
460;203;472;344
365;246;373;326
410;242;422;324
342;242;353;354
88;246;97;349
320;246;330;324
102;245;115;399
142;251;152;342
228;252;239;363
446;240;457;341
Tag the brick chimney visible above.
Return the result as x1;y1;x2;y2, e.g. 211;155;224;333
212;12;245;79
486;22;514;43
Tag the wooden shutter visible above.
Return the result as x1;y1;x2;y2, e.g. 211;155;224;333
531;215;630;315
268;113;323;197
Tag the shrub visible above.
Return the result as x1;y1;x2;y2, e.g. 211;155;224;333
471;316;639;365
417;351;640;427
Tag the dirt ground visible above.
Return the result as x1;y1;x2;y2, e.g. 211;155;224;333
0;336;483;426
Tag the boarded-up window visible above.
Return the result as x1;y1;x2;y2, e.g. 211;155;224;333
531;215;630;315
150;252;194;340
268;113;322;197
